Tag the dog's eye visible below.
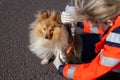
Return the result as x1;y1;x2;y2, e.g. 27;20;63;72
43;28;46;31
50;29;53;32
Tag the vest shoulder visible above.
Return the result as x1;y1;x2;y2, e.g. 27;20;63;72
112;26;120;34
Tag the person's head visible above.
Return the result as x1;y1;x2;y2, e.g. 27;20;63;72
75;0;120;27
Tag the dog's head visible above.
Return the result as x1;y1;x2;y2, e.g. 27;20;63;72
34;10;63;40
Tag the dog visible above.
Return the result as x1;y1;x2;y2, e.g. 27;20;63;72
29;10;82;65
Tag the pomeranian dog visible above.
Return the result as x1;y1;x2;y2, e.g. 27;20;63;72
29;10;82;65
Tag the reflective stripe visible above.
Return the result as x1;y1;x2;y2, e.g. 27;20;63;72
84;20;104;34
90;23;98;33
112;68;120;72
106;41;120;47
100;51;120;66
106;32;120;44
68;65;77;79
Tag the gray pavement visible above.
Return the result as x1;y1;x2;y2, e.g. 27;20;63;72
0;0;67;80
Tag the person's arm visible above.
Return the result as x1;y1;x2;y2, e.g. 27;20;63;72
77;20;105;34
58;50;120;80
56;27;120;80
61;10;104;35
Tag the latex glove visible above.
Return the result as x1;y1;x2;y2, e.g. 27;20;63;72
53;50;66;69
61;5;78;24
61;11;74;24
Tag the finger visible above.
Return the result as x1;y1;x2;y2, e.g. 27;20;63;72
61;16;74;21
59;52;66;62
61;12;71;16
61;13;73;18
61;16;74;20
61;20;74;23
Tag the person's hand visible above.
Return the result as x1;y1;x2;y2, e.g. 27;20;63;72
61;11;74;24
53;50;66;69
61;5;78;24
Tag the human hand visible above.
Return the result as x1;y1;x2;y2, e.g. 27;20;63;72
61;5;78;24
61;11;74;24
53;50;66;69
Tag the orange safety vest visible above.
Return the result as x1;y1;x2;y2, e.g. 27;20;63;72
84;20;104;34
60;16;120;80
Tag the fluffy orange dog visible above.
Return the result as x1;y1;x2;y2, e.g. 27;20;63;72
29;10;82;65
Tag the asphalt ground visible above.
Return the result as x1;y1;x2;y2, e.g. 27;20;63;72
0;0;120;80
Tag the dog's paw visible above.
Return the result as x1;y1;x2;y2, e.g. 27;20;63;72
41;59;49;65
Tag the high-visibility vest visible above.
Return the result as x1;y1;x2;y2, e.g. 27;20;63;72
84;20;104;34
59;15;120;80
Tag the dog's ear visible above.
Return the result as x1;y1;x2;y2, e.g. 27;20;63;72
50;11;61;23
38;10;49;20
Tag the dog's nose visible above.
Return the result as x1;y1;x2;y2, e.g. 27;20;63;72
45;35;49;39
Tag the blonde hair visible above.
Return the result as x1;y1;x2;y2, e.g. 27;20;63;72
75;0;120;24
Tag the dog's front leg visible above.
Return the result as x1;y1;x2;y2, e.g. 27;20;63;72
41;53;54;65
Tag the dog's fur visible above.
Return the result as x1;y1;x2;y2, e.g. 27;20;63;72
29;10;82;65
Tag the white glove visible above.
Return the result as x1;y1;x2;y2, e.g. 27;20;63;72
61;11;74;24
61;5;78;24
53;50;66;69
